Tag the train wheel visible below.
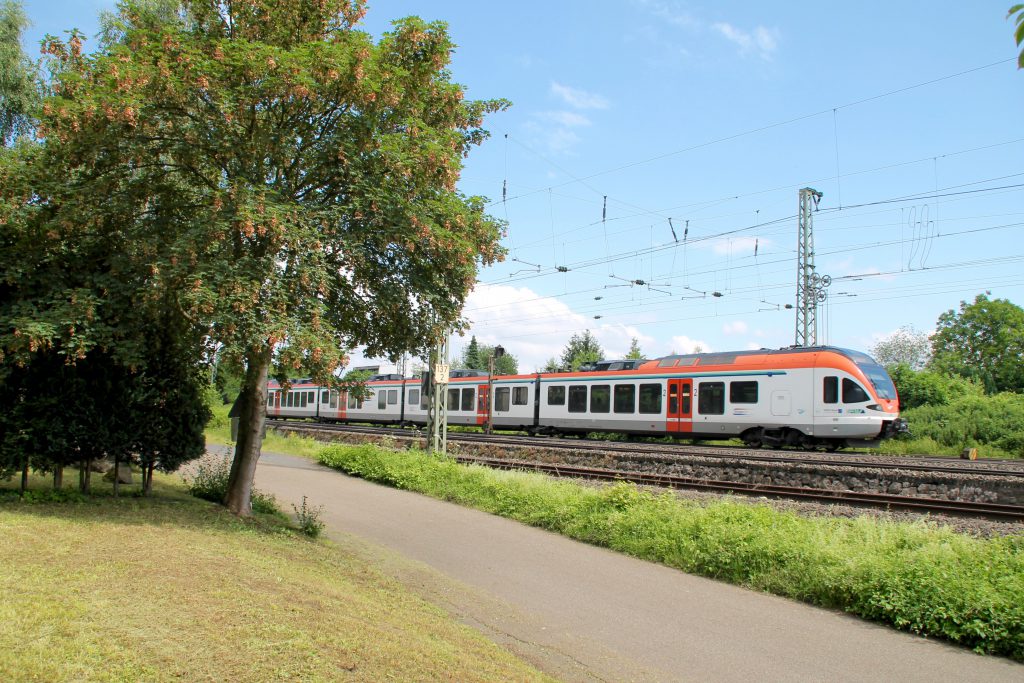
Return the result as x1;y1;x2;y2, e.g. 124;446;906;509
741;429;763;449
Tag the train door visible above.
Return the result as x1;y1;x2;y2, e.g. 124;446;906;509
476;383;489;426
667;379;693;433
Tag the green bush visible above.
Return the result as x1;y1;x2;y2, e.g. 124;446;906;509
184;453;281;515
889;363;983;409
319;443;1024;660
903;393;1024;457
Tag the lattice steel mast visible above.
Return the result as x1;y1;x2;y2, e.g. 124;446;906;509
795;188;827;346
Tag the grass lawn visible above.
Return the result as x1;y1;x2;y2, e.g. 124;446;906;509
0;472;551;682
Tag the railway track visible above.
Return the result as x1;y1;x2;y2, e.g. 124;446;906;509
271;421;1024;521
455;455;1024;522
272;420;1024;477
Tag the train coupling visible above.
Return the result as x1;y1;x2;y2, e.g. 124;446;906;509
882;418;910;438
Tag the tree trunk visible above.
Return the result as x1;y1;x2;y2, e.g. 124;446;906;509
113;452;120;498
224;346;272;516
20;453;29;497
53;464;63;490
145;462;154;496
80;458;92;494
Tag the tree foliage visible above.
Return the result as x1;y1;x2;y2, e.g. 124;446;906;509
0;0;39;145
456;336;518;374
625;337;644;360
560;330;603;371
930;294;1024;394
1010;4;1024;69
870;325;931;370
461;335;482;369
23;1;507;514
887;363;983;410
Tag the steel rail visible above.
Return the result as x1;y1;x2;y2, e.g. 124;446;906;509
454;455;1024;521
271;421;1024;478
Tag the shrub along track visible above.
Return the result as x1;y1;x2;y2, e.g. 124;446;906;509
271;422;1024;522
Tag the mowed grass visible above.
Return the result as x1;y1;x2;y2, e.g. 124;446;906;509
318;443;1024;661
0;474;550;682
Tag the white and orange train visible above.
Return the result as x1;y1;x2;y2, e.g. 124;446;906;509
266;346;908;450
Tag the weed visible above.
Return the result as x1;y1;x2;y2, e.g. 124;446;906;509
184;453;281;515
292;496;325;538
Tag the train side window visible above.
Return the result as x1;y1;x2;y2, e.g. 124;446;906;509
301;392;309;408
321;391;329;403
387;389;398;405
376;391;385;410
614;384;636;413
698;382;725;415
447;388;460;409
512;386;528;405
308;391;315;403
329;391;338;409
408;389;420;405
547;386;566;406
590;385;610;413
842;378;870;403
267;392;274;407
730;381;758;404
348;393;357;409
823;376;839;404
639;384;662;413
420;391;429;410
461;388;475;412
495;387;510;411
682;384;691;414
568;386;587;413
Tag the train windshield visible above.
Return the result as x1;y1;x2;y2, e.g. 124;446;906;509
837;348;897;400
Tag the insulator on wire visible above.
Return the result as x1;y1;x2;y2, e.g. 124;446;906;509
669;218;678;242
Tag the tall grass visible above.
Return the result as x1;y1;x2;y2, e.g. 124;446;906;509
319;443;1024;660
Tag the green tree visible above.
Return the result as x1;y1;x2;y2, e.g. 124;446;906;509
887;363;983;410
541;357;561;373
0;0;39;145
560;330;603;371
1010;4;1024;69
930;293;1024;394
624;337;644;360
870;325;931;370
462;336;482;369
32;1;507;514
478;344;518;375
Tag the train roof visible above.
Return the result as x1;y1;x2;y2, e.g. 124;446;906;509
642;346;880;370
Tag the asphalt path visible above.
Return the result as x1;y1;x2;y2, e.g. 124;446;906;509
229;448;1024;682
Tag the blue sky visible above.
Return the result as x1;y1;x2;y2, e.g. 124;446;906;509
20;1;1024;372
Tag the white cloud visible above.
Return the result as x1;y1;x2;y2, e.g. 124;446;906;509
722;320;748;335
712;22;780;60
525;109;592;154
668;335;710;354
550;82;609;110
538;110;592;128
636;0;699;29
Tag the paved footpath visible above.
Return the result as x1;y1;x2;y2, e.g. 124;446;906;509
235;448;1023;682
